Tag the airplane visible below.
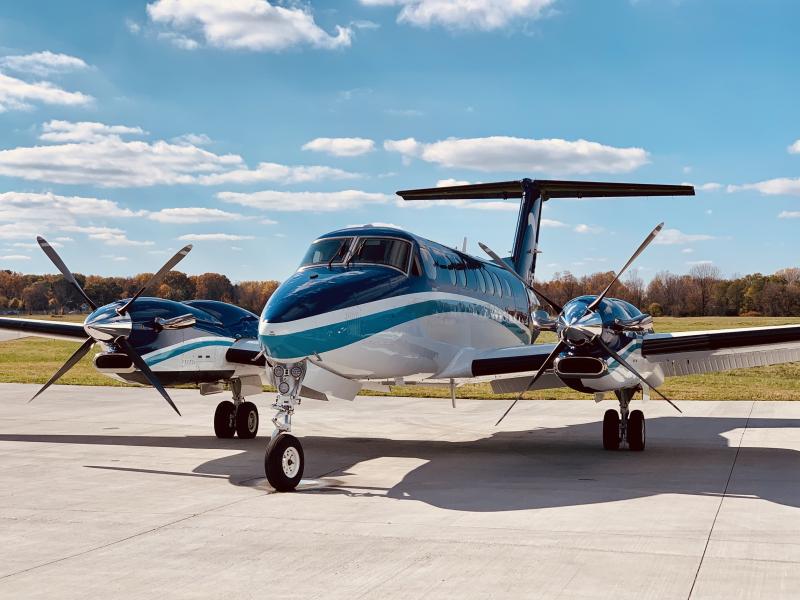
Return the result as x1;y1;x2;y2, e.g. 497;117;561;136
248;179;800;492
0;237;268;439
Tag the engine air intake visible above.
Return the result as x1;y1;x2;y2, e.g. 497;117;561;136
554;356;607;378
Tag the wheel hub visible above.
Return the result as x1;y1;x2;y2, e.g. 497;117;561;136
282;447;300;478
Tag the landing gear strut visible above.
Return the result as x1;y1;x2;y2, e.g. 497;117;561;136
602;388;645;451
213;379;259;439
264;362;306;491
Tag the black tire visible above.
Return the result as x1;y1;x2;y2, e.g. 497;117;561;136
603;409;620;450
628;409;646;451
235;401;259;439
265;433;304;492
214;400;236;439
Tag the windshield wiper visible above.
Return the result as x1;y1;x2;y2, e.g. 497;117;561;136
327;240;348;270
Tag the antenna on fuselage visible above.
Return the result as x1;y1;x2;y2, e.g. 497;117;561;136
461;237;467;253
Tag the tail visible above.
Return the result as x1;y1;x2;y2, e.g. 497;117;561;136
397;179;694;284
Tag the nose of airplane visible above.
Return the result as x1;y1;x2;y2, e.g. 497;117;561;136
261;267;407;325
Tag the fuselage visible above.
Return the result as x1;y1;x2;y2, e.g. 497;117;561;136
259;226;537;379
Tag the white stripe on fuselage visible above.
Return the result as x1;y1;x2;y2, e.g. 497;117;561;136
258;291;527;336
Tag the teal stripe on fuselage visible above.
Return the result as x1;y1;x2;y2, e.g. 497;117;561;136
606;340;642;373
260;298;530;360
144;339;233;366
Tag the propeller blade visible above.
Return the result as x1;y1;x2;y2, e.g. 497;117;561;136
495;341;566;426
597;339;682;413
586;223;664;312
478;242;563;314
36;236;97;310
118;337;181;416
118;245;193;315
30;337;94;402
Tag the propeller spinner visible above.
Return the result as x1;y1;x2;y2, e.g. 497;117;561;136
30;238;192;415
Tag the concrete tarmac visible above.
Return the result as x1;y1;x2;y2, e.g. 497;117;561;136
1;383;799;599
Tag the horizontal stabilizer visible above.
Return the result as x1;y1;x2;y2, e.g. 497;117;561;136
397;179;695;201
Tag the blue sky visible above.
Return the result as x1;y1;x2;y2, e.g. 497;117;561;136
0;0;797;283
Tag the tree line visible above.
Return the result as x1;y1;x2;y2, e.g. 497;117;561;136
0;270;279;315
535;265;800;317
2;264;799;317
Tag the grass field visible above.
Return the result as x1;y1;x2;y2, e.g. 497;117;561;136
1;315;799;400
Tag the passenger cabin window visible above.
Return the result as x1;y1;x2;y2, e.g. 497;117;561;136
475;267;486;293
502;277;512;298
491;271;503;298
350;238;411;272
483;268;495;295
451;256;467;287
300;237;353;267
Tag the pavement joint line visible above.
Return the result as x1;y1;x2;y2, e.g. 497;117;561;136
0;492;266;582
687;400;755;599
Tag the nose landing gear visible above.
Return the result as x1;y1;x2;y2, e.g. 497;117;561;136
602;388;646;451
264;361;306;491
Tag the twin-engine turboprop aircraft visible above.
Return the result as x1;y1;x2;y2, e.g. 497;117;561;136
0;238;268;439
251;179;800;491
3;179;800;494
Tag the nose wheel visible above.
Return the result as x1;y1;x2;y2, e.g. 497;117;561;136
603;389;646;451
265;433;304;491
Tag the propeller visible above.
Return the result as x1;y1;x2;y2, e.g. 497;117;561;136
495;341;566;426
494;222;679;425
30;237;192;414
478;242;563;313
585;222;663;313
117;245;192;315
36;236;97;310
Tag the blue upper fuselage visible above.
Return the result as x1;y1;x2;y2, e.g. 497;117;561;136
261;225;533;329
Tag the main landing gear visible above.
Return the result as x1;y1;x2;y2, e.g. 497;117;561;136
214;378;259;439
264;362;306;492
603;388;645;451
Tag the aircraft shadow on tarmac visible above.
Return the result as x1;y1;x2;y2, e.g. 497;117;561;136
1;415;799;512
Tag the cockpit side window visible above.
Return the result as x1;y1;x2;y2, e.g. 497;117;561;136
300;237;353;267
349;237;411;272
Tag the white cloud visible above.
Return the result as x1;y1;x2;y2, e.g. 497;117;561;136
102;254;129;262
687;260;713;266
0;120;360;188
147;207;243;223
0;254;30;260
171;133;212;146
196;162;359;185
60;225;154;247
302;137;375;157
653;228;715;245
218;189;391;211
681;248;694;254
158;31;201;50
11;241;62;249
54;236;74;242
691;182;722;192
146;0;352;51
779;211;800;219
0;51;89;76
384;108;424;117
360;0;557;31
788;140;800;154
574;224;602;234
728;178;800;196
260;218;278;225
178;233;255;241
0;71;92;112
0;191;142;225
0;223;39;240
0;120;241;187
436;178;470;187
384;136;648;174
40;120;146;142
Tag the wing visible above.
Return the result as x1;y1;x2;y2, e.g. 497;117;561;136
0;317;89;342
435;343;567;393
642;325;800;376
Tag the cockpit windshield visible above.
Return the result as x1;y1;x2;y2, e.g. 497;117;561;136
349;237;411;271
300;237;353;267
